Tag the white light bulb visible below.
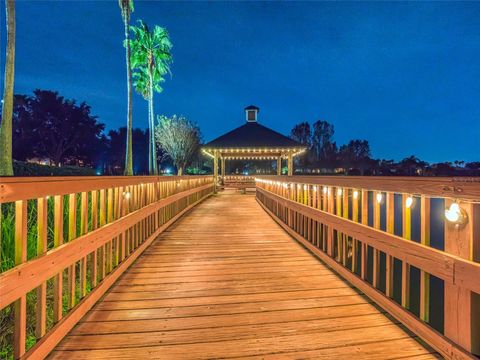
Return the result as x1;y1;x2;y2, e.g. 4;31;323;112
353;190;359;200
405;196;414;209
323;186;328;194
376;193;383;203
445;202;466;224
337;188;342;196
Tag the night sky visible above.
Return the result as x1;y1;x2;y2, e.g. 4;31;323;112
1;1;479;163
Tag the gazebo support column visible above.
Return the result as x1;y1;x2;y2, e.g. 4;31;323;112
213;151;218;192
287;152;293;176
277;156;282;175
221;157;225;178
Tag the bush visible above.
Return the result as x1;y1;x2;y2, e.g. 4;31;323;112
13;161;97;176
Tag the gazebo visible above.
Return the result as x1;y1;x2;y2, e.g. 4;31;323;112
202;105;306;186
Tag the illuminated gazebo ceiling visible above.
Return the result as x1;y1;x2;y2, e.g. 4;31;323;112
202;105;307;177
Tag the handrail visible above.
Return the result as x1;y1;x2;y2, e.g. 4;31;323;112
257;175;480;201
255;175;480;360
0;175;214;359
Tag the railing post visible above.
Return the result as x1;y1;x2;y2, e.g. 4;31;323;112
444;200;480;355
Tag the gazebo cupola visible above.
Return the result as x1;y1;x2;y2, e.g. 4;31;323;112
245;105;259;122
202;105;307;184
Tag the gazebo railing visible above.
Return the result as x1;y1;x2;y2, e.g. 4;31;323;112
255;175;480;360
0;175;214;359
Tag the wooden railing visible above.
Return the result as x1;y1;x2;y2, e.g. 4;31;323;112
255;175;480;360
0;175;214;359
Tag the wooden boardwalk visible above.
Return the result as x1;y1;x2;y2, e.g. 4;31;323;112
50;194;438;359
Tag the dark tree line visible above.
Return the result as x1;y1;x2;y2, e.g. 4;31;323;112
8;89;209;175
290;120;480;176
9;89;159;175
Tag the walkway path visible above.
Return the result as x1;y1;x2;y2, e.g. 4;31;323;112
50;194;438;359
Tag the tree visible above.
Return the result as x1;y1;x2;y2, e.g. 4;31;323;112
12;90;105;167
155;115;201;175
130;20;172;175
118;0;135;175
290;122;311;147
312;120;334;161
0;0;15;175
398;155;427;176
338;139;371;175
106;127;149;175
290;122;311;168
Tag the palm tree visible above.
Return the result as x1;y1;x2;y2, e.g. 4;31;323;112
118;0;134;175
130;21;172;175
0;0;16;176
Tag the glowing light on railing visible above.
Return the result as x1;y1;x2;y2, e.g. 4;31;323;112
323;186;328;194
303;184;308;190
376;193;383;204
337;188;343;196
405;196;414;209
313;186;318;192
353;190;359;200
123;191;131;200
297;184;301;189
445;202;467;225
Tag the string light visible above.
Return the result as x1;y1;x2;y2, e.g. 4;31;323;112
405;196;414;208
445;202;467;225
376;193;383;204
323;186;328;194
337;188;343;196
353;190;359;200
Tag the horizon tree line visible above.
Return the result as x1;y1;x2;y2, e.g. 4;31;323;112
289;120;480;176
7;89;203;175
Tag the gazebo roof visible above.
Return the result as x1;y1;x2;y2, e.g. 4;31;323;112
204;121;302;149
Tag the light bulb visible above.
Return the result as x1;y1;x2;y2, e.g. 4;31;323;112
445;202;466;225
376;193;383;204
303;184;308;190
337;188;343;196
405;196;414;209
313;186;318;192
323;186;328;194
353;190;359;200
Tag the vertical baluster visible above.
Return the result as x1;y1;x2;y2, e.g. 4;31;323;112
36;197;48;339
67;193;77;308
401;193;411;309
327;187;334;256
53;195;63;322
107;188;114;273
335;188;342;262
342;189;349;266
99;189;106;280
91;190;98;288
385;192;395;298
80;192;88;297
14;200;27;358
361;190;368;280
351;190;359;272
373;192;381;288
420;195;430;322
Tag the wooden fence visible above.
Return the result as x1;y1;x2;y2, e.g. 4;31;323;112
0;175;214;359
255;175;480;360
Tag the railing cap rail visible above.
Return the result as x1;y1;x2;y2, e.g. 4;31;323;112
256;175;480;201
0;175;213;203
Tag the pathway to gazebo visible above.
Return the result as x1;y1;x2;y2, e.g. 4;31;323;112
49;194;438;359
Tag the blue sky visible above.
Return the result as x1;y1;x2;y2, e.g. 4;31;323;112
1;1;479;162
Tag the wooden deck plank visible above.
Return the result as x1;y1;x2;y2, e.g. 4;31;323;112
51;194;436;359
